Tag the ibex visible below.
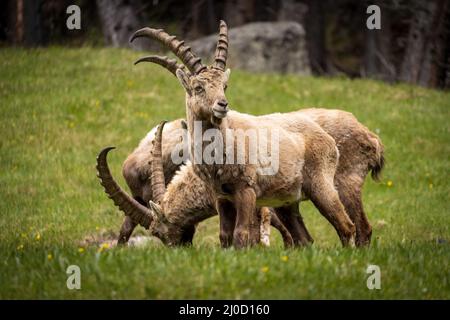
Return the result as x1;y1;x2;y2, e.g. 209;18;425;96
129;21;358;248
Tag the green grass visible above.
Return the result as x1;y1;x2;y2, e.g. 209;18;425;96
0;47;449;299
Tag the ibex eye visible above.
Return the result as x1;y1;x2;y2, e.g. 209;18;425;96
224;84;228;91
195;86;204;93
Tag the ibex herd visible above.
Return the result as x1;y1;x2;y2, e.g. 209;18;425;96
97;21;384;249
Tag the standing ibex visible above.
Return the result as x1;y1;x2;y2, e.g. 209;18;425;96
129;21;358;248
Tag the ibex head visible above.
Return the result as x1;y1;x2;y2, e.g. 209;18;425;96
146;120;190;246
96;124;193;247
131;20;231;124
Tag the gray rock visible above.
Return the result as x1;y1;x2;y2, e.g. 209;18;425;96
191;22;311;75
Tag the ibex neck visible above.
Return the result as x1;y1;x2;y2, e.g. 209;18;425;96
184;102;240;192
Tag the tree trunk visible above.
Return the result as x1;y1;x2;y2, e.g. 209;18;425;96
23;0;44;46
188;0;217;38
224;0;255;27
363;29;377;77
304;0;327;74
277;0;307;25
363;6;395;81
1;0;24;43
96;0;149;50
399;1;435;84
418;0;449;87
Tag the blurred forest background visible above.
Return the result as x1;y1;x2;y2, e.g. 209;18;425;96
0;0;449;89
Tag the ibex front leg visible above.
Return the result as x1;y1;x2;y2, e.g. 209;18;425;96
233;187;258;248
217;199;236;248
118;216;137;245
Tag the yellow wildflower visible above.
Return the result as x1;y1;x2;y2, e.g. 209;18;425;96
98;243;110;253
35;233;41;241
281;255;289;262
261;266;269;273
17;244;24;250
386;180;393;187
47;254;53;261
78;247;85;253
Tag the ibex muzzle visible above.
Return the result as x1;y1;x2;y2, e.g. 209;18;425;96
212;98;229;119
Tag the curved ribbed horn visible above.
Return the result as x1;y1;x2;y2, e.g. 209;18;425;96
130;28;206;74
150;121;167;204
213;20;229;71
134;55;189;77
96;147;153;229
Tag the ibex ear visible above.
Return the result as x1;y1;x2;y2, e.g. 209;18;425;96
176;69;191;95
180;119;188;130
149;201;165;221
224;68;231;82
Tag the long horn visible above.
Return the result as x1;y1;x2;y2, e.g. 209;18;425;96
96;147;153;229
150;121;167;204
134;55;189;77
130;28;206;74
212;20;229;71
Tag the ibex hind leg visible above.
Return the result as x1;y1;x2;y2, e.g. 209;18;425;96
218;203;273;247
180;225;196;246
269;209;294;248
274;202;313;247
337;179;372;246
308;177;356;247
259;207;271;247
217;199;236;248
117;196;144;245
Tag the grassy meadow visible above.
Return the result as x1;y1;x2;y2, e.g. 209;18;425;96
0;47;449;299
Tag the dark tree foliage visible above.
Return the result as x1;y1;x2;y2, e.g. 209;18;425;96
0;0;448;88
